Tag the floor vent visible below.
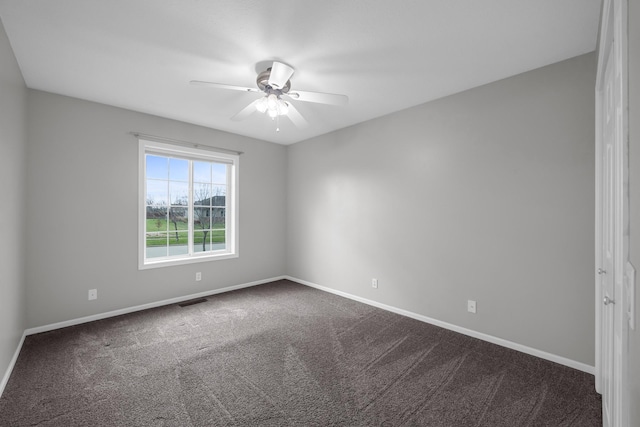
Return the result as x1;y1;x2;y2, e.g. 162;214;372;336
178;298;208;307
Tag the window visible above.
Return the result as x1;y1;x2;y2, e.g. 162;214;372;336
139;139;238;269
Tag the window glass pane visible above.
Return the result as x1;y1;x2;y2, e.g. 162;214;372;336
211;186;226;206
169;181;188;206
211;208;225;226
146;155;168;180
146;233;168;258
212;185;226;196
212;163;227;184
194;206;211;230
211;195;225;208
146;207;168;232
168;207;188;231
193;161;211;183
146;180;168;206
193;230;211;253
211;228;226;251
193;184;212;206
168;232;188;256
169;158;188;181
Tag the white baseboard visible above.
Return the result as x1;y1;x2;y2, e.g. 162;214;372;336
0;331;26;398
285;275;595;375
25;276;286;336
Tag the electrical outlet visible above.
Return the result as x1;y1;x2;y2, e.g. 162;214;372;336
467;300;476;314
372;278;378;289
88;289;97;301
196;272;202;281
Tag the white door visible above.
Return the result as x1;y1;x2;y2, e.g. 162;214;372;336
596;1;631;426
600;44;616;427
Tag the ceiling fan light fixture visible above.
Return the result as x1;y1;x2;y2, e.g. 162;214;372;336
266;94;278;110
255;94;289;118
255;97;267;113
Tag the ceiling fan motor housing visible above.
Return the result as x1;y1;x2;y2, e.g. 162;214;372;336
257;68;291;94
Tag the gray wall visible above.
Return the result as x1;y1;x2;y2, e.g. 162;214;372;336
628;0;640;424
0;18;27;382
287;53;597;365
25;91;287;328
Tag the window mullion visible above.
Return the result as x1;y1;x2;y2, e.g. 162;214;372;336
143;159;148;261
226;164;231;252
166;179;170;255
188;160;194;255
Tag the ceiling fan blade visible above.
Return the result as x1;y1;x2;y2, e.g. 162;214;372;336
268;61;295;90
231;99;261;121
190;80;260;93
284;102;308;128
285;90;348;106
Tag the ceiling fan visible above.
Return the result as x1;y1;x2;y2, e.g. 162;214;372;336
191;61;348;129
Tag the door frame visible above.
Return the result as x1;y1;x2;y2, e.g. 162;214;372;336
595;0;630;425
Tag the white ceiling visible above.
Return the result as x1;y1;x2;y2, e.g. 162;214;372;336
0;0;601;145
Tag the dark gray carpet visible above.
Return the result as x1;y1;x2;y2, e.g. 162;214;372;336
0;280;601;426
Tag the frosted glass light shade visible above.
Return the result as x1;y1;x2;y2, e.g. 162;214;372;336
255;97;267;113
267;94;278;110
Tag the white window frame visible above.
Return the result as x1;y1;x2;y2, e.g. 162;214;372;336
138;139;239;269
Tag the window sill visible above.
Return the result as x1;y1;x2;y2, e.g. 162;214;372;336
138;252;238;270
